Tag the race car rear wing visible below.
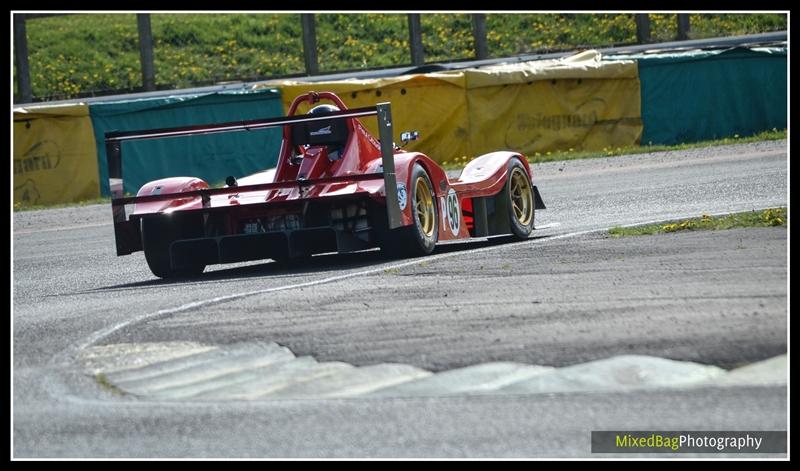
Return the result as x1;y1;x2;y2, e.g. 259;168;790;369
104;103;402;256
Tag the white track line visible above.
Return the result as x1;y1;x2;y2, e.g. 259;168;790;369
70;206;783;353
45;226;601;405
44;206;785;406
68;227;594;354
535;222;561;230
14;222;112;235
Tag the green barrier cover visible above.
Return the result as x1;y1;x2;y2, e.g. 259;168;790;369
608;47;787;145
90;88;284;196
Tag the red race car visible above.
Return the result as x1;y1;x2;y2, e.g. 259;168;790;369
106;91;546;278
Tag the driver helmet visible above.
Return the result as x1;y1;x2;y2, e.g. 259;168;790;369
308;104;344;160
308;104;340;115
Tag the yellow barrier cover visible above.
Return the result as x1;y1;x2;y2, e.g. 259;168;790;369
260;51;642;164
13;103;101;206
465;52;641;156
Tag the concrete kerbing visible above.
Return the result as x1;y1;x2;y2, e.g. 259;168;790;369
367;362;553;397
706;355;787;387
497;355;726;395
78;341;216;375
80;342;787;401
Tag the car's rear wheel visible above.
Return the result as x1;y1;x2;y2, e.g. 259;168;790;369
141;216;206;279
505;159;535;239
379;164;438;257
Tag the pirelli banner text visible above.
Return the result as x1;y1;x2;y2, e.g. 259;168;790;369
13;104;101;206
463;53;643;156
266;50;642;164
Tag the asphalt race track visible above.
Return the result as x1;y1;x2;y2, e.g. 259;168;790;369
13;140;788;458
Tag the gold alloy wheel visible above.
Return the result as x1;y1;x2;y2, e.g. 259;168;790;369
509;167;533;226
414;176;436;238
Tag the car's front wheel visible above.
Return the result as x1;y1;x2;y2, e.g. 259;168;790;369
505;159;535;239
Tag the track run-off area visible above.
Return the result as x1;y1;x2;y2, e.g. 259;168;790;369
13;140;787;457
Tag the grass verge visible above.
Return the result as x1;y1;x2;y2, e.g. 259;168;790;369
528;129;787;165
13;196;112;212
20;13;786;101
608;208;787;237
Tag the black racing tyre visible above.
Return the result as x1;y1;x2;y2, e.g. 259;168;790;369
379;164;438;258
504;159;535;239
141;216;206;279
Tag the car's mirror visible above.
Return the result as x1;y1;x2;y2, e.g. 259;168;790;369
400;131;420;142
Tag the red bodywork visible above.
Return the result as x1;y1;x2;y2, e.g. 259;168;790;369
106;91;543;272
